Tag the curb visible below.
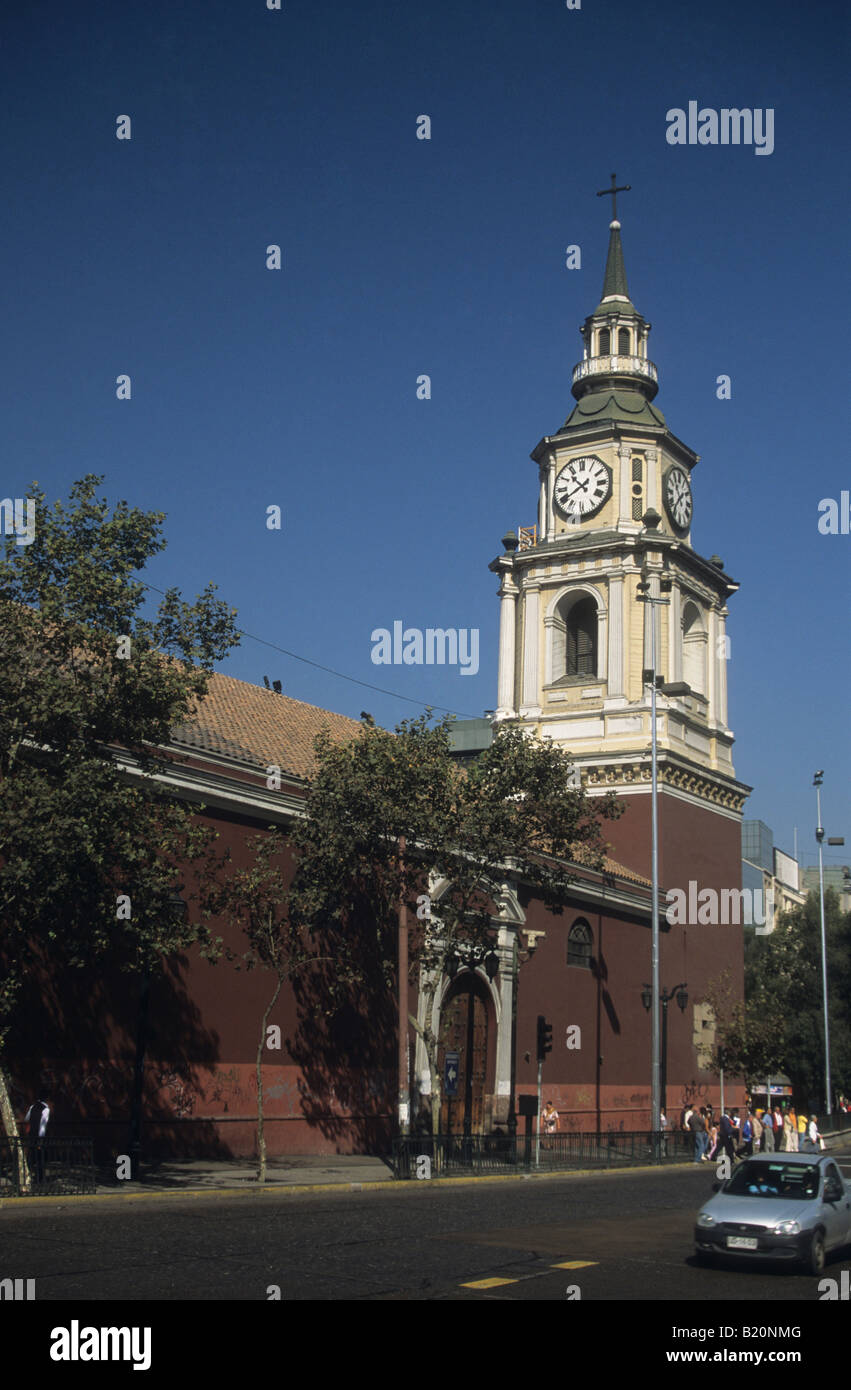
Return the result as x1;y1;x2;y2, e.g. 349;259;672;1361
0;1158;707;1208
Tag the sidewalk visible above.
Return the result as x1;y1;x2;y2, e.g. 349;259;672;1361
7;1128;848;1204
93;1153;396;1196
94;1126;849;1196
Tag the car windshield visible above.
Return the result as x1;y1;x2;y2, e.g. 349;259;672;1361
725;1161;820;1200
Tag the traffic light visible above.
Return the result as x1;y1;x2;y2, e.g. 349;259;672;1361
537;1015;553;1062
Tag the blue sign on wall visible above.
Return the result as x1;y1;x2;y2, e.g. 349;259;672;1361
444;1051;460;1097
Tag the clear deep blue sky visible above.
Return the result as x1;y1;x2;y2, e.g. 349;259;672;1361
3;0;848;873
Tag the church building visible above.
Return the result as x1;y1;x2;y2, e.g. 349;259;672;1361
7;191;752;1158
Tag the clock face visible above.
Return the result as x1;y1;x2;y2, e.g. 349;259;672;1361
664;465;693;532
554;455;611;518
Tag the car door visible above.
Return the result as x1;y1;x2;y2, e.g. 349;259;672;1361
820;1163;851;1250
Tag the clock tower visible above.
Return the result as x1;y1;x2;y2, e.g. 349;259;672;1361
490;192;750;890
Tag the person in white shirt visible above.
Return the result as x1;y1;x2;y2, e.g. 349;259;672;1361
25;1096;50;1183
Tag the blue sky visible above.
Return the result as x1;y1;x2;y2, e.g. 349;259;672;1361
3;0;848;874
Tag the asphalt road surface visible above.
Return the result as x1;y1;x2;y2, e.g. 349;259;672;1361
3;1144;850;1303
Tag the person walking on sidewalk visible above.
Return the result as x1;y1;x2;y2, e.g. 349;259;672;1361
688;1105;707;1162
718;1108;737;1165
541;1100;559;1150
25;1093;50;1184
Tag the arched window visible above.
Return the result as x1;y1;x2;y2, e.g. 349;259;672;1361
598;328;610;355
565;597;597;677
551;593;599;682
618;327;631;355
568;919;593;968
682;601;706;694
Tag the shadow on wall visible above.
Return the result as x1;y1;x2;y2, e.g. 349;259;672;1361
288;952;396;1156
4;948;230;1163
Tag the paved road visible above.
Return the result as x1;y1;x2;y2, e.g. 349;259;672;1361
3;1145;850;1302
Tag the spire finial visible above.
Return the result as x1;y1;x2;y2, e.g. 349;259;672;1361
596;172;631;223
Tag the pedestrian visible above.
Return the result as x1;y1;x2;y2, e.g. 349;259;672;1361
739;1111;754;1157
541;1100;559;1150
706;1115;719;1160
688;1105;707;1162
682;1105;693;1132
660;1107;668;1157
782;1107;794;1153
807;1115;823;1152
718;1108;737;1165
787;1106;798;1152
797;1110;808;1148
699;1107;711;1160
25;1093;50;1184
762;1105;775;1152
773;1104;785;1150
751;1108;764;1153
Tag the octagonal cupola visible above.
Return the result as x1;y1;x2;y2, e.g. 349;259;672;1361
572;216;659;404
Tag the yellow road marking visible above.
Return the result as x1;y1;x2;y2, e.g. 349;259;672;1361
461;1276;518;1288
552;1260;598;1269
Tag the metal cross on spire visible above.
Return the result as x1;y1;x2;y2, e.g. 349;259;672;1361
596;173;631;222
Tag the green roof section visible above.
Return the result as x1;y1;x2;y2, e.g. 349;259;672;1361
588;220;642;319
561;387;667;430
601;221;628;299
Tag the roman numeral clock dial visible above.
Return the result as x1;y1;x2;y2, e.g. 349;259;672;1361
663;464;693;533
554;455;612;519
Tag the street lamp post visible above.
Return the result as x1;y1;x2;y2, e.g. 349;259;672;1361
642;983;687;1121
813;773;845;1118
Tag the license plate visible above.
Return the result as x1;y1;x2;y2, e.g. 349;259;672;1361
727;1236;758;1250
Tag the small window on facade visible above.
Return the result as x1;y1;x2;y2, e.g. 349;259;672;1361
618;328;631;354
599;328;610;355
568;919;593;968
632;457;643;482
682;601;706;694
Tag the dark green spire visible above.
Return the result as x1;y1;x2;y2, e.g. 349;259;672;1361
601;221;629;300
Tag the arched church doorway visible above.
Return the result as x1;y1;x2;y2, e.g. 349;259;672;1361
438;973;491;1134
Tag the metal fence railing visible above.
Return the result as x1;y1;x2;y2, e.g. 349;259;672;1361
392;1128;695;1179
0;1137;96;1197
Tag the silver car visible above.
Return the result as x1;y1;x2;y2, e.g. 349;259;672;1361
694;1152;851;1274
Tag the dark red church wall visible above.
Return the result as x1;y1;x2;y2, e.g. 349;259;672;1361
6;804;397;1160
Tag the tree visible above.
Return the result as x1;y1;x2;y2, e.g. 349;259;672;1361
702;890;851;1110
286;712;622;1135
206;830;339;1184
0;475;240;1157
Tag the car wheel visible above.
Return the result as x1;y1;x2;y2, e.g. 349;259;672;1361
806;1230;825;1276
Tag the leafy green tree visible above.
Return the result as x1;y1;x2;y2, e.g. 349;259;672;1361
285;712;622;1135
0;476;240;1154
703;890;851;1111
749;890;851;1109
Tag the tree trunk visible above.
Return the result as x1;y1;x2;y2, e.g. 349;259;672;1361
408;1009;443;1169
256;975;283;1185
0;1061;29;1192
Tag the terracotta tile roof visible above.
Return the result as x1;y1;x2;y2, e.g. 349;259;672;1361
170;672;652;892
170;671;362;780
600;854;652;889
